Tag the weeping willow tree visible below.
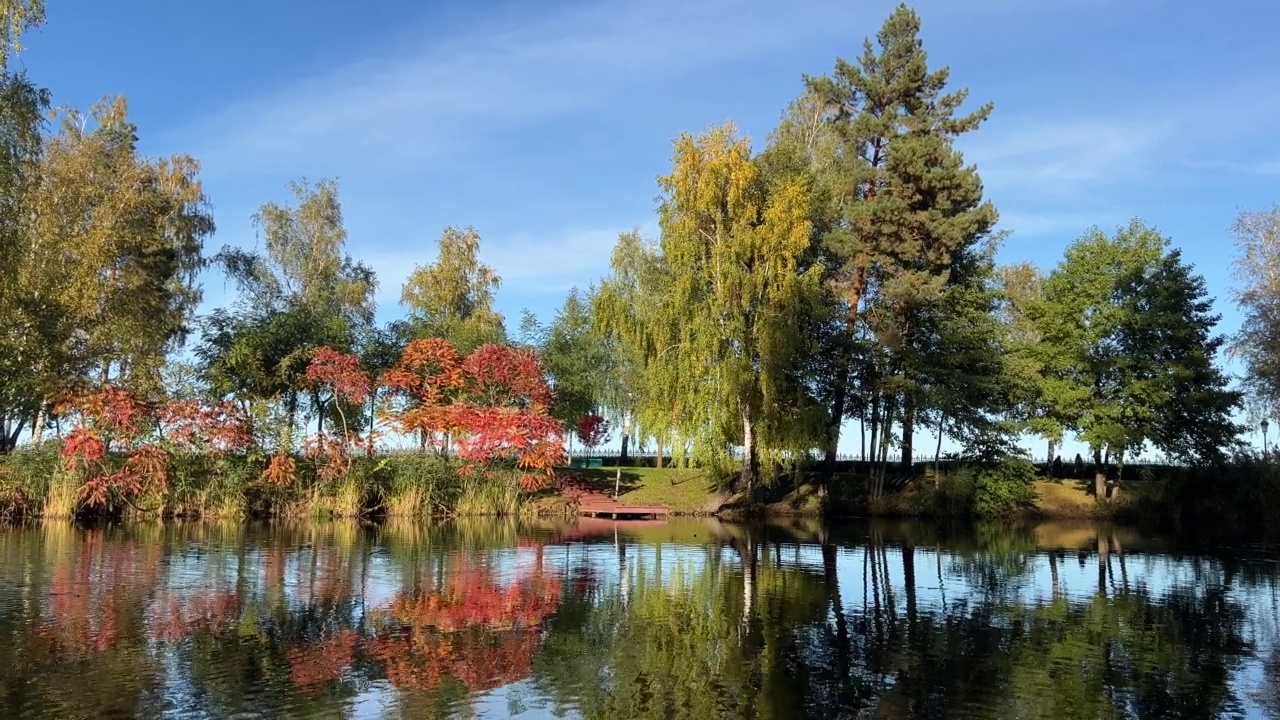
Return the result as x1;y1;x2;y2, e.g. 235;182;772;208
595;123;824;491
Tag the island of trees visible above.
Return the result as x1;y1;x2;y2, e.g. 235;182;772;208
1;2;1279;529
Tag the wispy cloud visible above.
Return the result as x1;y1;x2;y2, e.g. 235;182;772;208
173;0;881;181
964;115;1176;202
962;76;1280;244
170;0;1280;303
1179;158;1280;177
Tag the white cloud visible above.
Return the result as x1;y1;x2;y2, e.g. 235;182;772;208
960;76;1280;241
962;115;1176;203
172;0;885;181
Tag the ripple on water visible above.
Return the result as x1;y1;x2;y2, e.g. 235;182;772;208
0;518;1276;718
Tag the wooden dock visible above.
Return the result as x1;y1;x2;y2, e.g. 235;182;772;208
574;492;670;519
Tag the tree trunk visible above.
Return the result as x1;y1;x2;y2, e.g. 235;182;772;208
1047;439;1057;474
367;390;377;457
1093;447;1107;499
900;391;916;473
933;412;946;486
0;421;19;452
1112;451;1125;500
31;404;45;446
656;436;664;469
821;264;868;486
285;391;298;450
868;391;882;471
860;412;866;463
619;409;632;465
740;409;758;495
874;395;897;500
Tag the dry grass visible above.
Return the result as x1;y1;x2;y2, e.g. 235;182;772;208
1033;479;1102;519
43;473;79;520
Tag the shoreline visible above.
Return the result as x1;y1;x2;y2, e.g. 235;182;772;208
0;449;1262;529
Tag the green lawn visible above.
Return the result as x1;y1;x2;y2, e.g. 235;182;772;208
558;466;727;514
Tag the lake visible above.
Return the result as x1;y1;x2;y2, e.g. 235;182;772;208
0;517;1276;719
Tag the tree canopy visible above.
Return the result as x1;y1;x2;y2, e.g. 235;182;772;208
0;1;1263;511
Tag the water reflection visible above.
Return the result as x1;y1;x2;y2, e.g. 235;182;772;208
0;519;1276;718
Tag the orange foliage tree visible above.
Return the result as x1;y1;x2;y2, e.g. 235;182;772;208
302;348;377;483
381;337;463;453
56;387;254;510
382;339;566;488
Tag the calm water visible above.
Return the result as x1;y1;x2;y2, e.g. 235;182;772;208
0;518;1277;719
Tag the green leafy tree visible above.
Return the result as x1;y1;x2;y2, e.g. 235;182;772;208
801;4;998;483
996;261;1065;461
35;98;214;393
591;230;662;464
529;287;611;426
218;178;375;328
197;306;347;449
599;123;822;490
202;178;373;446
1033;220;1241;497
0;71;48;450
909;242;1014;477
399;225;504;353
0;97;214;448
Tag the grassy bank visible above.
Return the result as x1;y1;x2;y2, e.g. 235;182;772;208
562;459;1280;531
6;444;1280;530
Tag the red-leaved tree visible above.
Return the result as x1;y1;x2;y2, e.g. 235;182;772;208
55;389;257;511
55;387;168;509
574;414;610;452
304;348;376;481
381;338;464;454
304;348;372;440
381;340;566;489
157;399;253;455
452;344;564;488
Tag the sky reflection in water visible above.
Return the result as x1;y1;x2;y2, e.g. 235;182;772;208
0;518;1276;719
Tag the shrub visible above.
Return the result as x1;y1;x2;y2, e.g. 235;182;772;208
972;457;1038;518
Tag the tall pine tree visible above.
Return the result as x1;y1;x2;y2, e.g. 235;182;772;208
802;4;998;485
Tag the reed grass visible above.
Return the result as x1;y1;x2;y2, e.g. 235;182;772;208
0;448;559;522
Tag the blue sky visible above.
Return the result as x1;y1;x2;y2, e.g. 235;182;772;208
16;0;1280;455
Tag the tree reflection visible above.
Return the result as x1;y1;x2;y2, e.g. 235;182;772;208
367;555;562;694
0;519;1274;719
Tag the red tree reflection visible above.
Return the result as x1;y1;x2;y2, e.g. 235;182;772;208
363;555;562;693
41;530;161;655
289;629;361;688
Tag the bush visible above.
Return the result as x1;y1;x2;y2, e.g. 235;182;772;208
972;457;1038;518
